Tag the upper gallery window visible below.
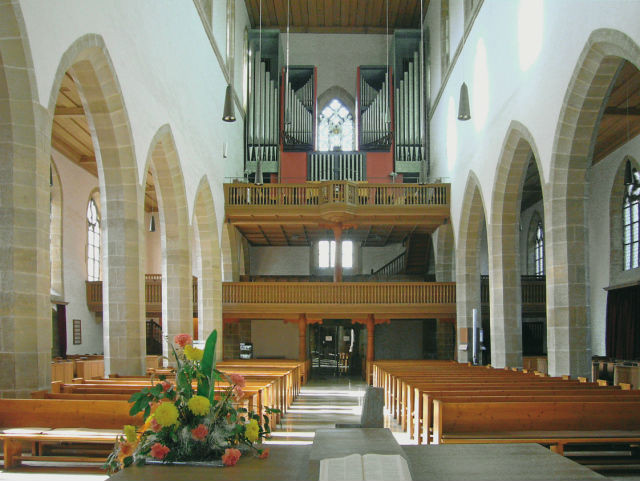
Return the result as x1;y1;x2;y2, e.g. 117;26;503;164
318;99;354;152
534;222;544;276
318;240;353;269
623;186;640;270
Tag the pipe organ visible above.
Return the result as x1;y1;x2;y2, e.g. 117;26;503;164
308;152;366;181
394;49;424;164
246;48;279;166
283;67;315;151
358;67;392;151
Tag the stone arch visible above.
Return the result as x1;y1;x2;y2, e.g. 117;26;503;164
610;156;640;284
192;176;223;358
48;34;144;375
489;120;545;368
142;125;191;362
221;223;242;282
0;1;52;396
547;28;640;377
435;222;455;282
455;170;488;363
50;158;64;298
317;86;356;114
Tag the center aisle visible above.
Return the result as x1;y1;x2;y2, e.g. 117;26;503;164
264;376;414;446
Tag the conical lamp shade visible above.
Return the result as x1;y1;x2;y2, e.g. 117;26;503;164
458;82;471;121
625;159;633;186
222;84;236;122
149;214;156;232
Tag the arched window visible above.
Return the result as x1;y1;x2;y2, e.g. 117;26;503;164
623;188;640;270
87;198;101;281
318;99;354;151
534;222;544;275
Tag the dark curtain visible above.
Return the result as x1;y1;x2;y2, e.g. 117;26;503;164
606;285;640;360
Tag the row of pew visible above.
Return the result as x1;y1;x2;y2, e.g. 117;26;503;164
372;360;640;455
1;359;305;469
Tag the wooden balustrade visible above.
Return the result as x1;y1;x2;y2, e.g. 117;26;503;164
480;275;546;307
224;181;450;208
222;281;456;319
86;275;199;313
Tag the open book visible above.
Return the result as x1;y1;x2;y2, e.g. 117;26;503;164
319;453;412;481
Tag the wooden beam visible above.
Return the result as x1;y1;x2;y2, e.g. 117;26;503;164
604;106;640;116
54;106;86;117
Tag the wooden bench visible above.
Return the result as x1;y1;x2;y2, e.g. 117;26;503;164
432;400;640;454
0;399;142;469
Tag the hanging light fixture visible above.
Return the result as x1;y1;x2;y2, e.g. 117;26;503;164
222;84;236;122
385;0;391;126
255;0;264;186
149;212;156;232
458;82;471;121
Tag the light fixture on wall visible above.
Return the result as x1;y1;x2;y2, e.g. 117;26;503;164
149;213;156;232
222;84;236;122
458;82;471;121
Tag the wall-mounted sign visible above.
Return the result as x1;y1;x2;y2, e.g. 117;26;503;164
325;336;333;341
343;336;350;341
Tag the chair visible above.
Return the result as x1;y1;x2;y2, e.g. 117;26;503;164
335;386;384;429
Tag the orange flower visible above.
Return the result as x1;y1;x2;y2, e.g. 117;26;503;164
150;417;162;433
161;380;172;392
150;443;170;460
233;386;244;401
221;448;241;466
119;441;134;459
258;448;270;459
173;334;193;348
191;424;209;441
230;373;246;388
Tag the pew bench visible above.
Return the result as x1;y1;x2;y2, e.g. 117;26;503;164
0;399;142;469
432;400;640;455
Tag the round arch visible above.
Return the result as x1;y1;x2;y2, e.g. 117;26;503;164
547;28;640;377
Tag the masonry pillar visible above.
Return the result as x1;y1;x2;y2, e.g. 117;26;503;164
0;105;52;397
333;226;343;282
298;315;308;362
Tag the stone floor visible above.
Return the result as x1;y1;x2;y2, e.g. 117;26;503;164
1;373;639;480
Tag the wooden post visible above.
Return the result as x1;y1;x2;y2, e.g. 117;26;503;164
332;225;342;282
366;314;375;384
298;315;307;362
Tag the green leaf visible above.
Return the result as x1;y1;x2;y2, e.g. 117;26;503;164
199;330;218;400
129;394;149;416
123;456;134;467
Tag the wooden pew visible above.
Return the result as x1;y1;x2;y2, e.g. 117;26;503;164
0;399;142;469
432;399;640;454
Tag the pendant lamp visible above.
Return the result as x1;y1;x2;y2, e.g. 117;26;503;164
458;82;471;121
222;84;236;122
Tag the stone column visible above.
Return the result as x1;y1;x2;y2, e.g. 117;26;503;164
298;316;307;361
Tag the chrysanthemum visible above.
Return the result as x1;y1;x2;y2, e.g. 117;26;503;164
187;395;211;416
245;419;260;443
123;425;137;443
154;402;179;427
184;345;204;362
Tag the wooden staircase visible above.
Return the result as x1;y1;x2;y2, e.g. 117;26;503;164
405;234;430;278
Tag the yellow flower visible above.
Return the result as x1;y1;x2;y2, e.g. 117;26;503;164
245;419;259;443
123;425;137;443
184;345;204;362
187;395;211;416
154;402;179;427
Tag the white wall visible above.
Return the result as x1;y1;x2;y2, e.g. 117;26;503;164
288;33;388;101
53;150;103;355
588;134;640;356
361;243;405;274
250;320;299;359
250;246;311;275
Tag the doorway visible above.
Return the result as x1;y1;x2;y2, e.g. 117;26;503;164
310;320;362;378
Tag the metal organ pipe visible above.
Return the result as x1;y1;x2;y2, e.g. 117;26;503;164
283;74;313;147
394;50;424;164
360;71;391;149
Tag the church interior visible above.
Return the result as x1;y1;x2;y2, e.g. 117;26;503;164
2;0;640;479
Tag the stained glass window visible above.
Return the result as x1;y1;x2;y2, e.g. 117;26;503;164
623;192;640;270
318;99;354;151
534;222;544;275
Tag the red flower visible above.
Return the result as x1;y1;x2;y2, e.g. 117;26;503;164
258;448;270;459
150;418;162;433
161;380;172;392
119;442;134;458
191;424;209;441
221;448;241;466
230;373;246;389
150;443;170;460
173;333;193;348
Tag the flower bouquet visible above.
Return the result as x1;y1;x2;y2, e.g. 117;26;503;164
104;330;279;473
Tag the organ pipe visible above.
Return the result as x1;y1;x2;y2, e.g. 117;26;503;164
394;50;424;164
